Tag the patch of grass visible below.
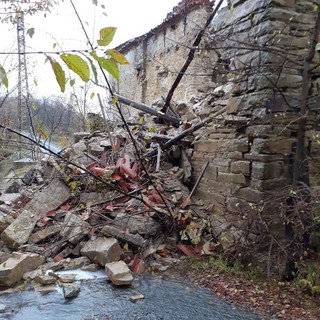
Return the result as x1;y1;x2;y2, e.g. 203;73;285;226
294;257;320;295
186;255;263;281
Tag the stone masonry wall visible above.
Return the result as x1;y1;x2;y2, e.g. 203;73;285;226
115;0;320;246
114;1;215;108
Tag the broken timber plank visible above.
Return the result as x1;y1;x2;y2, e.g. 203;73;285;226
143;107;226;158
115;94;181;126
143;116;213;158
139;131;172;142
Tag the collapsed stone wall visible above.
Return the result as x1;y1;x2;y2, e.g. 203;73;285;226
115;0;320;248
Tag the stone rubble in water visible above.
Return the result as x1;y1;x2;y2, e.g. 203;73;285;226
62;283;81;299
80;237;122;266
105;260;134;286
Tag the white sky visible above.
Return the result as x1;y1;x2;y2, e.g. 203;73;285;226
0;0;183;97
0;0;227;98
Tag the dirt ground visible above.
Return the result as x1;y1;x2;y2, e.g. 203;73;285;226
170;256;320;320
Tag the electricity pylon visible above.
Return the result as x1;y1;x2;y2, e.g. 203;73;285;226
16;11;30;157
17;11;29;132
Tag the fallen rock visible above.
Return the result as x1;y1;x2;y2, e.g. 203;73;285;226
0;252;45;287
0;252;11;265
0;193;23;206
18;244;46;255
62;283;80;299
63;256;91;270
23;178;71;218
0;211;14;233
101;225;146;247
23;269;43;281
105;260;133;286
113;213;160;236
61;213;91;245
59;273;76;283
130;293;145;302
35;274;57;285
81;237;122;266
73;131;91;143
4;181;21;193
41;260;66;273
34;285;57;294
29;223;62;244
81;263;100;272
1;210;38;248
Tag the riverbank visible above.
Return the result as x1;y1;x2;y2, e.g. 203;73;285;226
170;256;320;320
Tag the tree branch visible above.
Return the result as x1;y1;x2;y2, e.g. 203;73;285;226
164;0;225;110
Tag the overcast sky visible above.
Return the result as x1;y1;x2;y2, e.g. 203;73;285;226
0;0;227;98
0;0;184;97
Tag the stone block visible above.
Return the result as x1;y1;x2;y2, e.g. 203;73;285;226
113;213;160;236
193;139;229;153
73;132;90;143
251;161;283;180
61;213;91;245
1;210;37;249
0;252;45;287
105;260;133;286
88;141;105;156
204;180;241;196
251;138;295;155
62;283;80;299
206;164;218;179
0;193;23;206
81;237;122;266
228;138;249;152
0;211;13;234
101;225;146;247
23;178;71;218
29;223;62;244
246;125;273;138
231;161;251;175
244;153;284;162
227;152;244;160
218;172;248;186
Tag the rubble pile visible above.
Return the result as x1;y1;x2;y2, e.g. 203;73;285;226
0;103;218;295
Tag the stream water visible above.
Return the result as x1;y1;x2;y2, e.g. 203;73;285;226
0;270;261;320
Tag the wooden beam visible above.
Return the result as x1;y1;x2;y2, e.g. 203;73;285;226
115;94;181;126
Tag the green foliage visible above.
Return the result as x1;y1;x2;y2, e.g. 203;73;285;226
60;53;90;82
47;57;66;92
0;64;8;89
0;22;128;92
85;56;98;83
46;27;126;90
187;255;262;281
296;261;320;296
27;28;35;38
97;27;116;46
105;49;129;65
90;51;120;81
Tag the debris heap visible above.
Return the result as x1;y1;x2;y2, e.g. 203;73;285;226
0;97;219;292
